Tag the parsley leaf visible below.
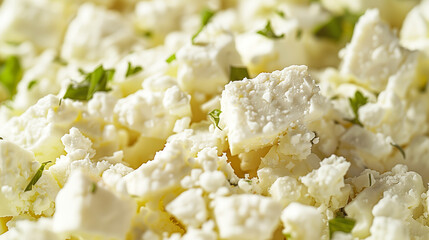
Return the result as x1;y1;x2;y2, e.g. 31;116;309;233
125;62;143;77
24;161;51;192
230;66;249;82
209;109;222;130
166;53;176;63
27;79;38;90
257;20;284;39
275;10;286;18
347;91;368;126
63;65;115;101
390;142;406;159
329;217;356;239
192;8;216;44
91;182;97;193
313;12;360;42
368;173;373;186
0;56;23;99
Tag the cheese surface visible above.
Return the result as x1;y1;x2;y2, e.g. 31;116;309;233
1;0;429;240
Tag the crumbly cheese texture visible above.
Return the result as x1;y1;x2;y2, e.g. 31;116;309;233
221;65;325;154
2;1;429;240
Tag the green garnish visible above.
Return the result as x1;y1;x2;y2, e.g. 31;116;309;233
53;56;67;66
347;91;368;126
257;20;284;39
329;217;356;239
91;182;97;193
275;10;285;18
368;173;372;186
142;31;153;38
296;29;303;39
166;53;176;63
24;161;51;192
230;66;249;82
0;56;23;99
390;142;406;159
63;65;115;101
313;12;360;42
27;79;38;90
209;109;222;130
192;8;216;44
125;62;143;77
284;233;293;239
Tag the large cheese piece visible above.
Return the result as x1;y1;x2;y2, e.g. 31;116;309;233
220;65;325;154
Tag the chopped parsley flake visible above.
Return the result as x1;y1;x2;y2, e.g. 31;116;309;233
125;62;143;77
27;79;38;90
0;56;23;99
24;161;51;192
166;53;176;63
368;173;373;186
91;182;97;193
391;142;406;159
230;66;249;82
329;217;356;239
63;65;115;101
275;10;285;18
192;8;216;44
257;20;284;39
347;90;368;127
209;109;222;130
313;12;360;42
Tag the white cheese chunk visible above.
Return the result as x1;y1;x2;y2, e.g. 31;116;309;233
114;86;191;139
53;170;136;239
220;65;325;154
165;188;207;228
366;216;410;240
300;155;351;207
124;140;193;199
61;3;137;63
176;26;242;95
281;202;323;240
0;141;59;217
0;0;71;49
340;9;418;92
213;194;282;240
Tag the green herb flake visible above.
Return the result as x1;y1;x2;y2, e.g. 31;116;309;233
296;29;303;39
53;56;67;66
91;182;97;193
192;8;216;44
347;90;368;127
230;66;249;82
368;173;372;186
0;56;23;99
27;79;38;90
257;20;284;39
24;161;51;192
0;137;3;140
166;53;176;64
391;142;406;159
313;12;360;42
125;62;143;78
329;217;356;239
275;10;285;18
209;109;222;130
63;65;115;101
142;31;153;38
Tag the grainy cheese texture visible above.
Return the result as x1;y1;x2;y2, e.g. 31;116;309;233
1;0;429;240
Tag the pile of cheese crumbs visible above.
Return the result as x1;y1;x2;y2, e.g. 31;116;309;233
1;0;429;239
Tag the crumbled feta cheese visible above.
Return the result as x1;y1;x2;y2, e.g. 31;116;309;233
281;202;323;240
221;65;325;154
53;170;136;239
213;194;282;240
